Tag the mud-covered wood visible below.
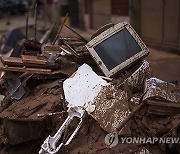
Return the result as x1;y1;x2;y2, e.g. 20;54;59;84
147;100;180;115
1;57;23;66
21;55;46;65
0;65;52;74
1;56;61;69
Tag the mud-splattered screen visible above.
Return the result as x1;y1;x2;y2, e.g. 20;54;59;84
94;29;142;70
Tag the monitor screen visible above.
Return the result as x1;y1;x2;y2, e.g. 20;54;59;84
94;29;142;71
86;22;149;77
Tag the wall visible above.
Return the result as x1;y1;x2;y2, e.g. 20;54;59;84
84;0;129;30
90;0;111;29
131;0;180;51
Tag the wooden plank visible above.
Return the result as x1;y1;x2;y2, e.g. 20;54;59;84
21;55;47;65
1;56;60;69
147;100;180;108
0;65;52;74
147;100;180;115
1;57;23;65
26;67;52;74
148;105;180;115
21;62;61;69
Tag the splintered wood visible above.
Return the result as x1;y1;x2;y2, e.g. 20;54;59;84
90;84;131;135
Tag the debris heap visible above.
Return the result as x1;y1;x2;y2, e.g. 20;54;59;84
0;22;179;154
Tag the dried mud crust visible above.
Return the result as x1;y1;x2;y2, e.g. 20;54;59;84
0;80;65;121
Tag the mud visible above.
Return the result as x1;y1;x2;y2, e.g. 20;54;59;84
0;80;64;121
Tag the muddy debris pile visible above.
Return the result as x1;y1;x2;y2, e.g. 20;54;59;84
0;22;179;154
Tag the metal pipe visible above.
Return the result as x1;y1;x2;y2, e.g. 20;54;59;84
52;13;69;45
64;24;88;43
34;3;38;42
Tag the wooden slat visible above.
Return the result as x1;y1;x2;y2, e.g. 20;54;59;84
21;55;47;65
1;56;60;69
0;65;52;74
1;57;23;65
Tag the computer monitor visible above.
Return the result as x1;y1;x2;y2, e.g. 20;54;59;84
86;22;149;77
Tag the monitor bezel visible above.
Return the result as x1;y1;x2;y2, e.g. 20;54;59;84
86;22;149;77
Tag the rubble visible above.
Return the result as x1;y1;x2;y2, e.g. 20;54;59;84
39;64;107;153
0;20;179;154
